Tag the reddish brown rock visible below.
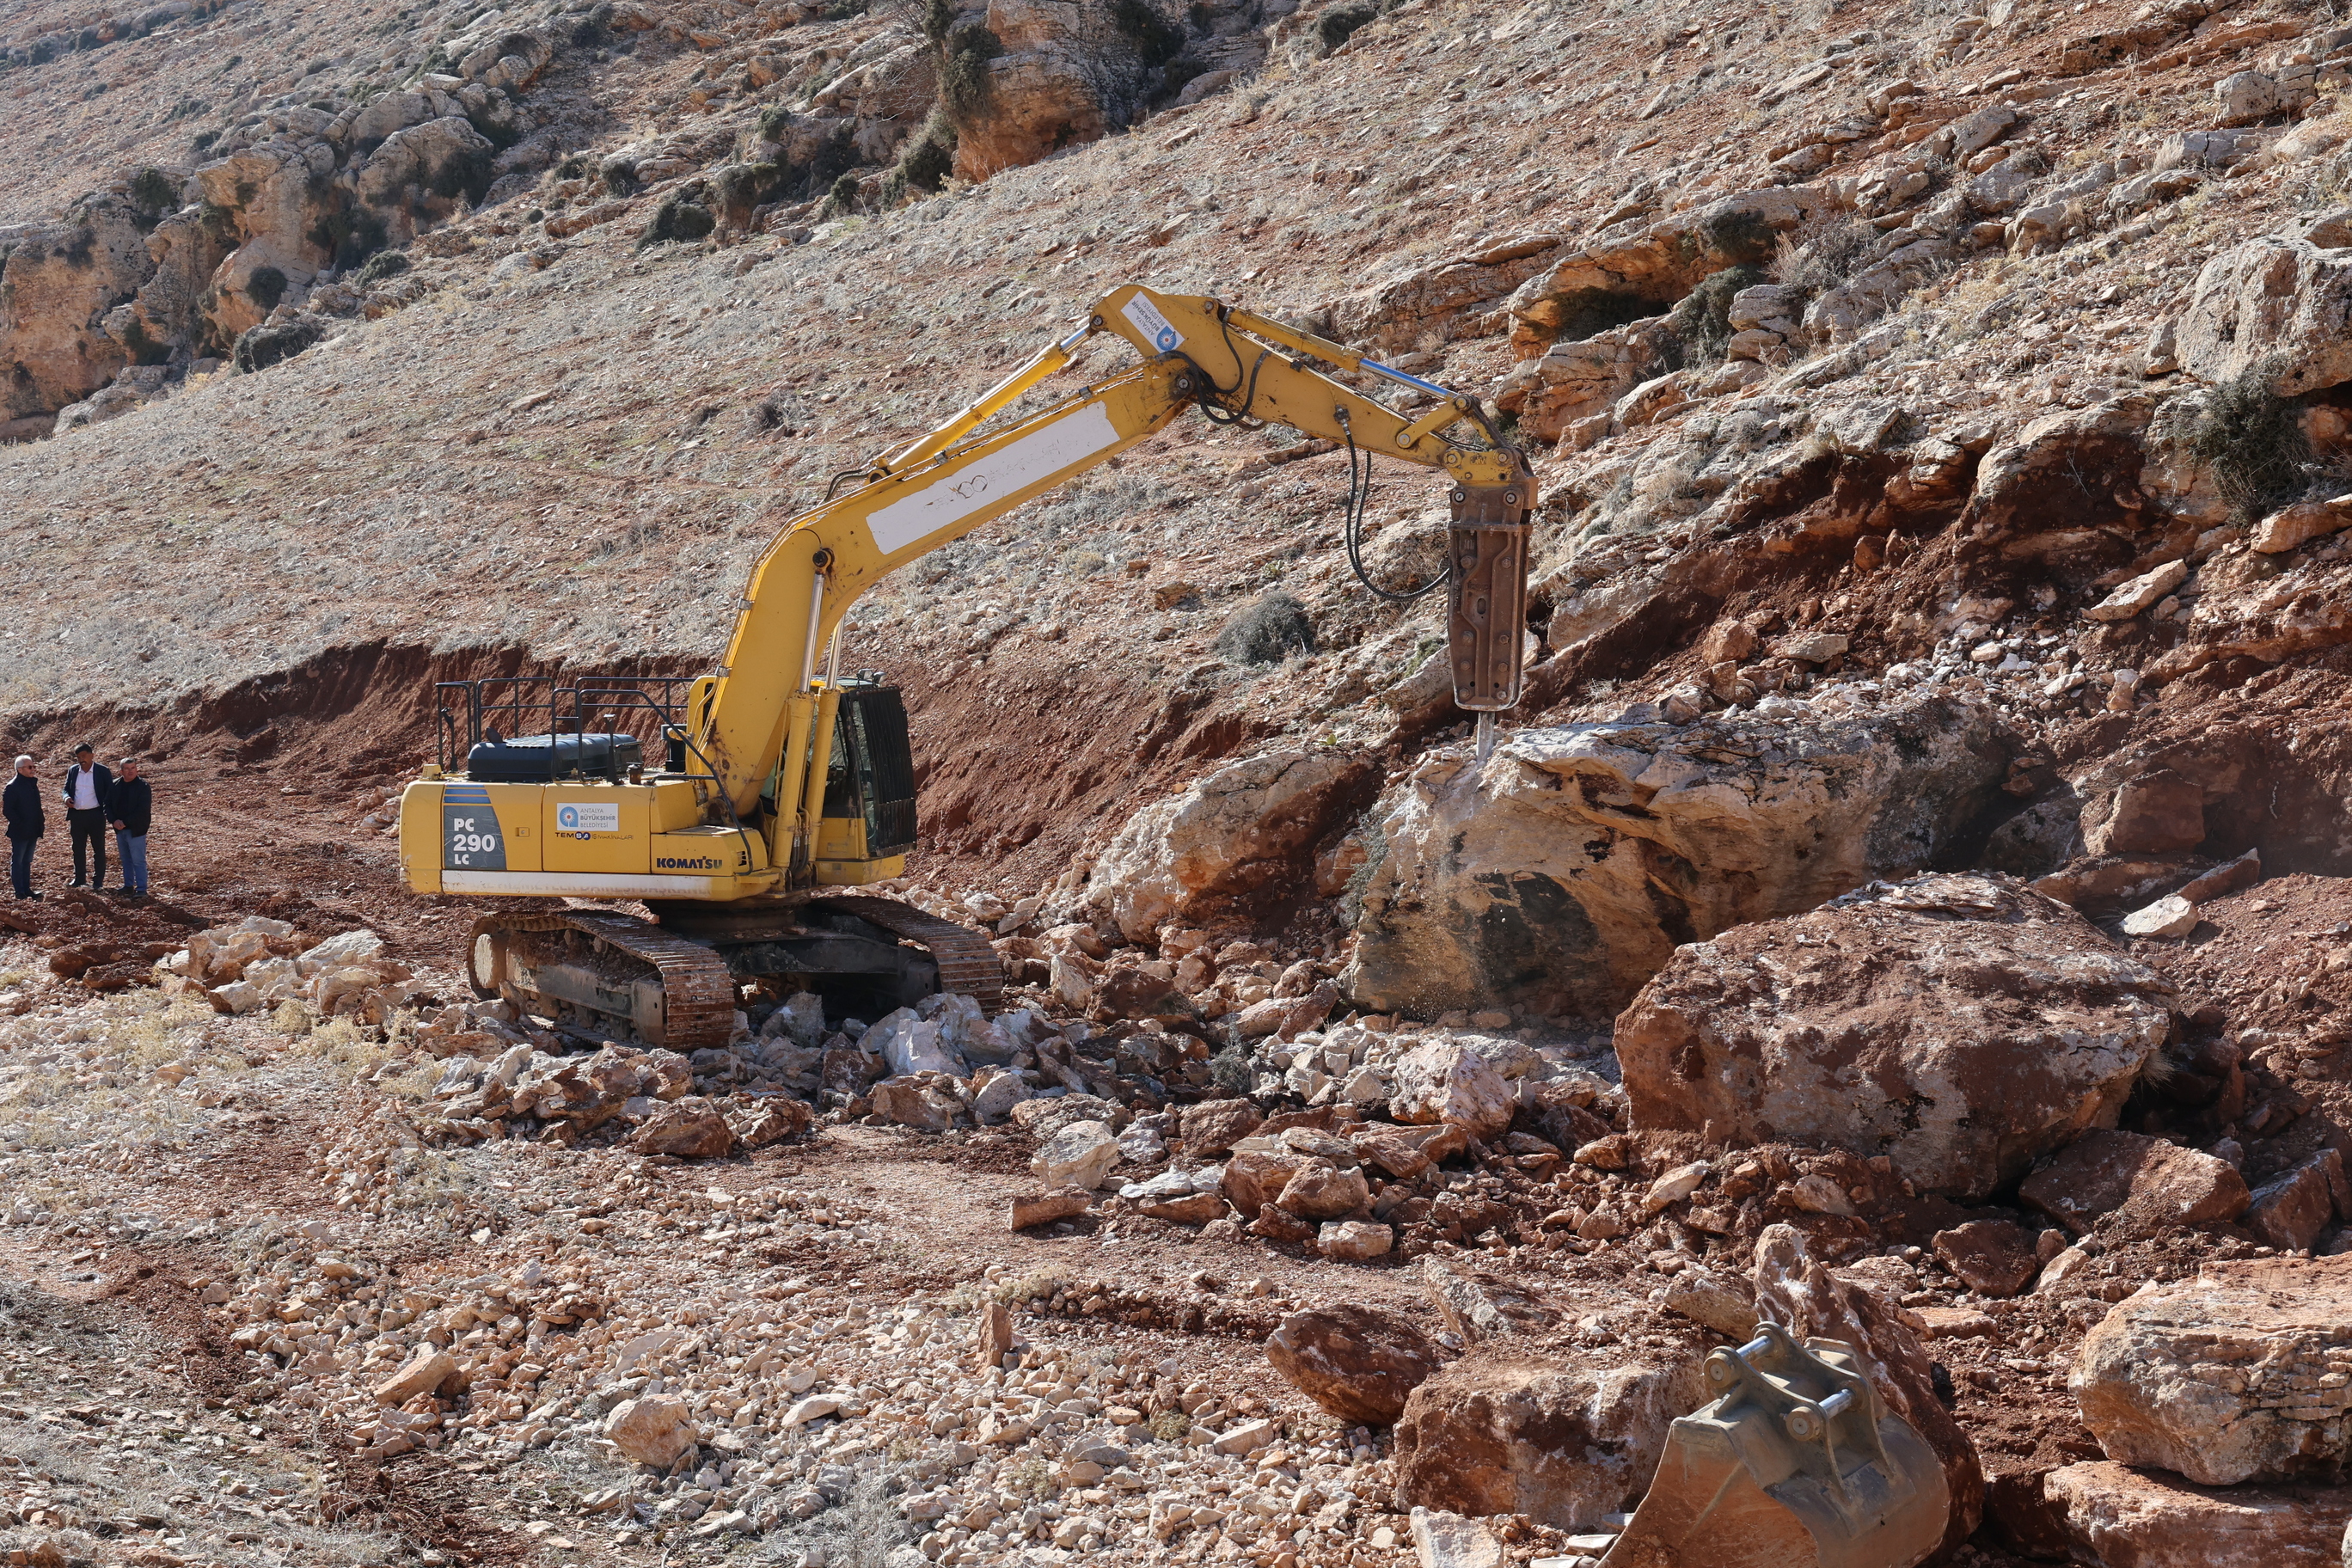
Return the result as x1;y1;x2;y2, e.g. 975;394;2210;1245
2092;769;2207;854
1619;874;2173;1201
1248;1204;1316;1244
1221;1149;1306;1216
2248;1151;2342;1253
1752;1223;1984;1556
734;1097;814;1148
1135;1190;1225;1225
1932;1218;2042;1296
1010;1188;1092;1229
2042;1461;2352;1568
2019;1129;2251;1239
628;1099;736;1158
1276;1159;1370;1221
1178;1097;1263;1156
1392;1341;1707;1530
1264;1303;1441;1426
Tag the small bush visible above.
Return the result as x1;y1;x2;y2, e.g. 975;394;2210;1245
1110;0;1184;67
1149;1409;1191;1442
427;143;494;203
601;156;639;196
1703;207;1775;265
232;316;323;373
1215;591;1315;665
354;248;410;285
1208;1044;1253;1096
638;196;716;246
1667;263;1768;364
127;166;178;213
2194;361;2312;520
819;172;861;217
1771;217;1877;294
894;111;957;193
939;26;1004;124
243;265;288;309
922;0;957;41
1318;3;1379;50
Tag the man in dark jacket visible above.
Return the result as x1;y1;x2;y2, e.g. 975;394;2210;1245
61;744;111;890
107;757;152;897
4;755;41;900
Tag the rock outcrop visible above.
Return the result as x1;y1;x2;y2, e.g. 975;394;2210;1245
2018;1129;2251;1239
2074;1257;2352;1486
1617;874;2173;1200
1342;691;2012;1020
2177;210;2352;397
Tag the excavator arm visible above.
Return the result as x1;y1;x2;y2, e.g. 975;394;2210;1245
697;286;1537;869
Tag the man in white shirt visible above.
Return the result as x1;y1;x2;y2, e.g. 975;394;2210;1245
60;744;112;891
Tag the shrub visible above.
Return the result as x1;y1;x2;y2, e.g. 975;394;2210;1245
1214;591;1315;664
1703;206;1775;265
1667;263;1768;364
428;143;495;203
1771;217;1877;294
894;111;957;193
1110;0;1184;67
939;26;1003;124
127;166;177;214
819;172;861;218
600;156;639;196
922;0;957;41
232;316;323;373
354;248;410;285
243;265;288;309
638;196;716;247
1317;3;1378;51
2193;361;2312;520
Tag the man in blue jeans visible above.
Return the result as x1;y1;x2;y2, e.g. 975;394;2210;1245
61;744;111;891
107;756;152;897
3;756;42;901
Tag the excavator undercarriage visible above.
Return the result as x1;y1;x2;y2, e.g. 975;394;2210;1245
465;897;1004;1053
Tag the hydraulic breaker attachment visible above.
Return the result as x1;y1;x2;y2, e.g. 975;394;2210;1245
1601;1324;1950;1568
1445;475;1534;714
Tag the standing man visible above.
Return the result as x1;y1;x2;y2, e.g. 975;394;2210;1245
61;744;112;891
107;757;151;898
3;756;40;900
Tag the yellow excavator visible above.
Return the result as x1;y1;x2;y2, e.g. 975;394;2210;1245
397;285;1535;1050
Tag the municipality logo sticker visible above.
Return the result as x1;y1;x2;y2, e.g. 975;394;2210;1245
558;805;581;830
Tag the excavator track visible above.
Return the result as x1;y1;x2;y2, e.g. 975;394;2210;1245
466;910;737;1053
808;895;1005;1014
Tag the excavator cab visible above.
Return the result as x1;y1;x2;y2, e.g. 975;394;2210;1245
812;677;918;885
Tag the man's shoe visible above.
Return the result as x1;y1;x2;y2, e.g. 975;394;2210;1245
18;891;41;901
67;879;85;888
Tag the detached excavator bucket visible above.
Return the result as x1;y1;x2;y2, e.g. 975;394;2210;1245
1601;1325;1950;1568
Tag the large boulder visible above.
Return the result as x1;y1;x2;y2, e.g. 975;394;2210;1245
1618;874;2174;1201
1391;1339;1708;1531
951;0;1159;181
193;145;335;341
1752;1224;1984;1557
1264;1304;1441;1426
2074;1256;2352;1486
1342;691;2011;1020
2176;210;2352;397
2041;1461;2352;1568
1091;748;1375;941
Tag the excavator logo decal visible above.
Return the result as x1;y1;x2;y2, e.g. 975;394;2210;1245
1121;295;1183;352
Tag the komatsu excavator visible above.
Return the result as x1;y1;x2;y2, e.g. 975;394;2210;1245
397;284;1535;1051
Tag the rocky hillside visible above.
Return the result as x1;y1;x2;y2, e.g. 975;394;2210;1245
6;0;2352;1563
